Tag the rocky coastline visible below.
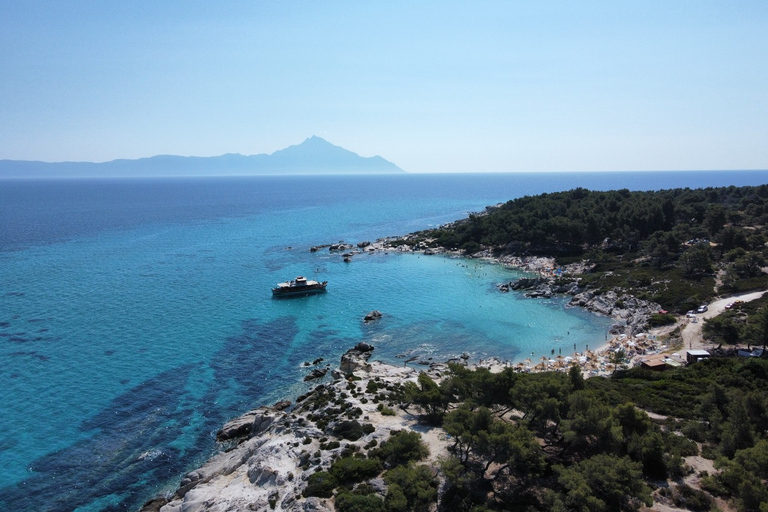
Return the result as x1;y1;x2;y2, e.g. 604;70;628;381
144;344;450;512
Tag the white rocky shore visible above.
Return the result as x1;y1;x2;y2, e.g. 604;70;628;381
147;343;450;512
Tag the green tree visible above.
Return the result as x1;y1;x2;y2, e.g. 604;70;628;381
403;372;449;423
383;464;437;512
560;391;622;457
680;242;713;277
303;471;338;498
373;430;429;468
335;492;385;512
549;454;652;512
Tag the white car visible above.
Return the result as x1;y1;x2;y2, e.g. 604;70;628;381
697;305;708;313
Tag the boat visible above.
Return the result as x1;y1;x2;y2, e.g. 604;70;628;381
271;276;328;296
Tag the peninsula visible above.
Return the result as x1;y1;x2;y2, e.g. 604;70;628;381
0;136;405;178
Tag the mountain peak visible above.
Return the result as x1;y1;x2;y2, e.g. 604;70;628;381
0;138;405;178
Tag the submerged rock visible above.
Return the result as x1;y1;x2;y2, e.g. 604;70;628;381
363;310;383;323
303;367;328;381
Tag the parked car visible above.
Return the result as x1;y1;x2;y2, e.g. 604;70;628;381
697;305;708;313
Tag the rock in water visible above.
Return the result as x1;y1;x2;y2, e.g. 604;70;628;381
363;310;383;323
303;368;328;381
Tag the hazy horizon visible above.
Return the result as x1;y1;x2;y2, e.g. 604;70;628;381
2;2;767;173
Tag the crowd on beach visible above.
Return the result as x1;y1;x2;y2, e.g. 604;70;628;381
475;329;677;378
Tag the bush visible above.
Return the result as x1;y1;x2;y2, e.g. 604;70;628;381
333;420;365;441
372;430;429;468
384;464;438;512
378;405;396;416
330;456;383;484
673;483;713;512
303;471;337;498
335;492;384;512
648;313;677;327
320;440;340;451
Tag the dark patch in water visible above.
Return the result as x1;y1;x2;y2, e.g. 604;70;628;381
5;292;24;297
0;321;10;328
209;317;299;402
0;365;199;512
0;438;18;453
0;332;26;338
27;318;48;323
105;350;115;356
120;379;129;385
0;316;333;512
8;351;49;361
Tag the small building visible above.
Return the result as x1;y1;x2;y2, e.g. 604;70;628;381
686;349;710;364
641;356;668;372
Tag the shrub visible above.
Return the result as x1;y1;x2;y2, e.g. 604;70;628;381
673;483;713;512
320;440;340;451
303;471;337;498
330;456;383;484
333;420;365;441
648;313;677;327
372;430;429;468
384;464;438;512
335;492;385;512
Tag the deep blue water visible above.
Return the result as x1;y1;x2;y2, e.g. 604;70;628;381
1;171;767;511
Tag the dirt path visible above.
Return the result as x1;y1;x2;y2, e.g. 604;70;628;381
680;290;767;350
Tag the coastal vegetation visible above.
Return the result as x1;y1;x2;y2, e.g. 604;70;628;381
396;359;768;512
284;355;768;512
404;184;768;344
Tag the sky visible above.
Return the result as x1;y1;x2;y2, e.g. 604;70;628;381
1;1;767;173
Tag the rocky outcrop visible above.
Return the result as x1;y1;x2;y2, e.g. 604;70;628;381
500;276;660;336
364;310;383;323
569;290;662;335
216;409;262;441
338;342;374;376
303;367;328;381
156;345;435;512
328;242;353;251
216;407;282;442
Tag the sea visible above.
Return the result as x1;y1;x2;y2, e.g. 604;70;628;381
1;170;767;511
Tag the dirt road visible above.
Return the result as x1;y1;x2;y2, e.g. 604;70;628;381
681;290;766;350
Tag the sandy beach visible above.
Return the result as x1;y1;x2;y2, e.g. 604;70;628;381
474;287;767;379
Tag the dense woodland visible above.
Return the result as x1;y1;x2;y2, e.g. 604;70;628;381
302;359;768;512
404;359;768;512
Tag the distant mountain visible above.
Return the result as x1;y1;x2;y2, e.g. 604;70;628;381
0;136;405;178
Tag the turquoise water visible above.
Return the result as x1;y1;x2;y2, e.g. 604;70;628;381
2;171;767;510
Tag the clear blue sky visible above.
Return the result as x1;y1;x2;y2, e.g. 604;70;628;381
2;1;766;172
